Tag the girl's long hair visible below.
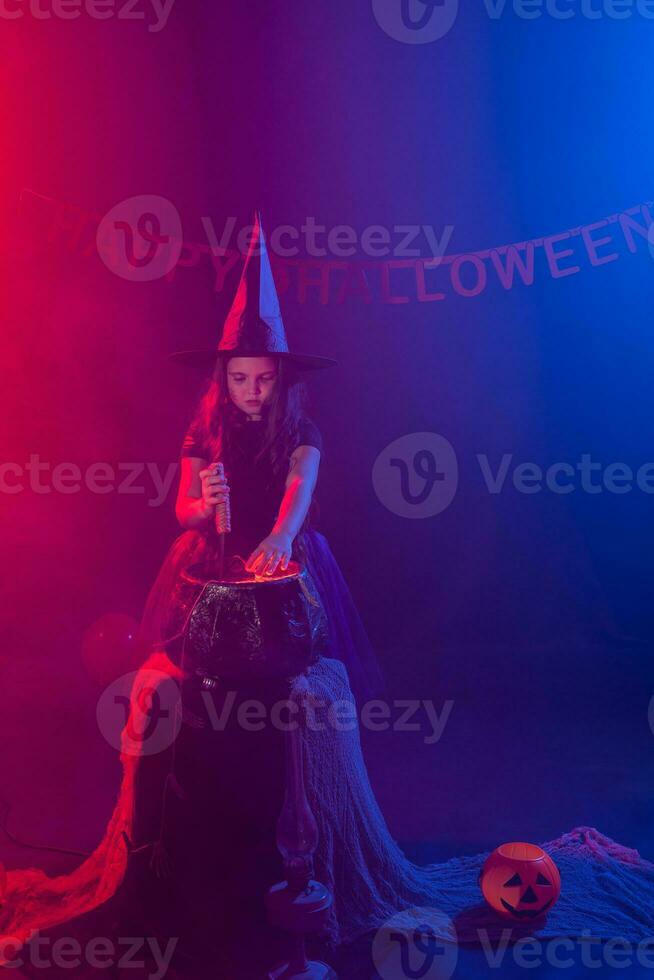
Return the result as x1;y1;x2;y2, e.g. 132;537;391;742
190;355;310;478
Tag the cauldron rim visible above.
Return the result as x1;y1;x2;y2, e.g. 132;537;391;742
182;558;305;588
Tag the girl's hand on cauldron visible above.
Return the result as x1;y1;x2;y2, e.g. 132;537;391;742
198;466;230;513
245;532;293;577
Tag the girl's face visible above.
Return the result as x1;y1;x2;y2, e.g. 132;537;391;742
226;356;279;417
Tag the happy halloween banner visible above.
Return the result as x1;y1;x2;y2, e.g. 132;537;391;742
18;188;654;305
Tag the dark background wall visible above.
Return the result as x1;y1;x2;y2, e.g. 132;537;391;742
2;0;653;855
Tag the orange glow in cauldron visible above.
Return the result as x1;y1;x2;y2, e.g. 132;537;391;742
479;842;561;921
187;558;302;585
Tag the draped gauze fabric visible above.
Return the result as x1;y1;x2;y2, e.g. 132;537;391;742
293;655;654;947
2;528;654;963
0;652;186;964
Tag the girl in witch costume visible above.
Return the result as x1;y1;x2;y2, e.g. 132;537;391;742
116;213;392;966
3;214;654;975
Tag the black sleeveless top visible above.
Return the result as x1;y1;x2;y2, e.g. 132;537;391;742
180;415;323;560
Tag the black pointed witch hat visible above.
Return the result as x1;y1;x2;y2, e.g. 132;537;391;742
169;211;337;372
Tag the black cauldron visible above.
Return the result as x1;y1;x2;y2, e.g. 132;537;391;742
164;558;329;683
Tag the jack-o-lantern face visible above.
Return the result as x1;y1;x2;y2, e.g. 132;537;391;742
479;843;561;921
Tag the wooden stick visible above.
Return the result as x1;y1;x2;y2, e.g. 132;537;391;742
218;531;225;582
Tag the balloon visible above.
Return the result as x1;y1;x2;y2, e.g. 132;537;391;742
81;613;141;686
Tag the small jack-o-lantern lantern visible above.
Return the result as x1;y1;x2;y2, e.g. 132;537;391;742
479;842;561;921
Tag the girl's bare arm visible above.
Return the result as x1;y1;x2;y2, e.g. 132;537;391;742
245;445;321;574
